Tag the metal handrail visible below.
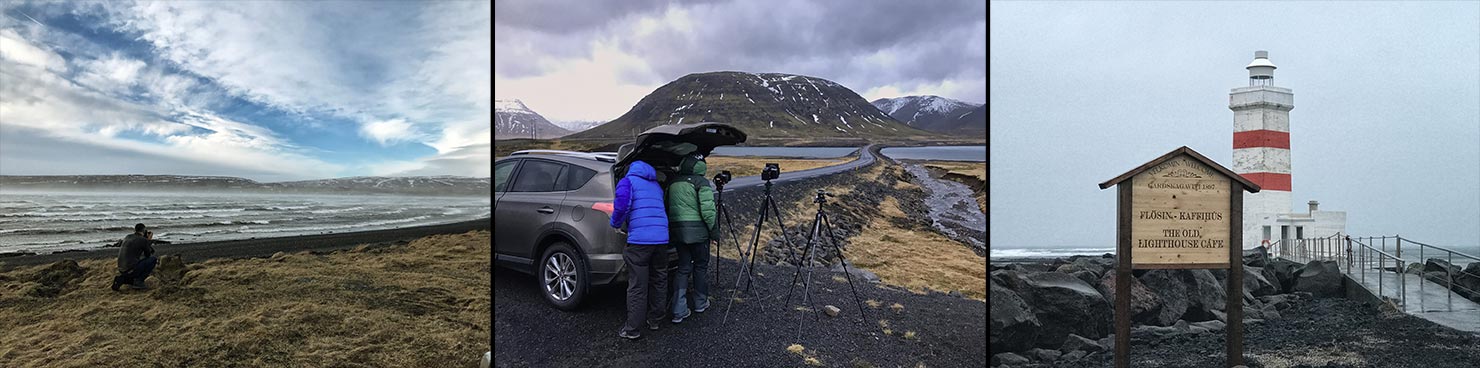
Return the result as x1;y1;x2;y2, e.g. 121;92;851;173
1348;236;1406;310
1396;236;1479;311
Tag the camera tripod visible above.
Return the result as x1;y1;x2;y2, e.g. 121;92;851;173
722;178;801;324
709;178;747;290
782;189;868;336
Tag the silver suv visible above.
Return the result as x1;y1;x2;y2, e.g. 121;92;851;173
494;150;677;310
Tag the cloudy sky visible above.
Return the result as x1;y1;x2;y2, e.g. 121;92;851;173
495;0;987;123
990;2;1480;249
0;1;491;182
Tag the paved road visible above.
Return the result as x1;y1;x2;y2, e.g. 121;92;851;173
724;144;877;190
0;218;491;269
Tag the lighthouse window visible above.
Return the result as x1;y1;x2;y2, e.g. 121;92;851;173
1296;226;1304;239
1263;226;1272;241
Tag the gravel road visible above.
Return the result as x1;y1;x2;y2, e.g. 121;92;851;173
495;257;985;367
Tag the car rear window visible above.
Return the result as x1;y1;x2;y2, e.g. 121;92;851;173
563;165;598;191
510;160;566;192
494;160;519;192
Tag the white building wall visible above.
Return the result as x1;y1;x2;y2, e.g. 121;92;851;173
1233;148;1292;174
1242;190;1292;249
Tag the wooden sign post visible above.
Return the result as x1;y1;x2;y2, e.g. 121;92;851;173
1098;146;1261;368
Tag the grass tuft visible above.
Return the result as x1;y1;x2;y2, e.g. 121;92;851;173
865;299;882;308
903;331;917;340
890;303;904;314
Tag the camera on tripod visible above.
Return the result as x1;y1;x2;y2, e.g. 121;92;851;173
713;170;732;186
761;163;780;181
814;189;833;203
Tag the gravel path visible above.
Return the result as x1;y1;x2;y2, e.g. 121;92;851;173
494;257;985;367
1025;297;1480;368
0;218;491;270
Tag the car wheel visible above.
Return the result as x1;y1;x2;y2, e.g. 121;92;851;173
539;242;589;310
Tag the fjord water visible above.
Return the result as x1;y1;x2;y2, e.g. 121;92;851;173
0;191;491;254
880;146;985;162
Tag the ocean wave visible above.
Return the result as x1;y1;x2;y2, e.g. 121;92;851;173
309;206;364;214
238;215;430;234
990;248;1117;259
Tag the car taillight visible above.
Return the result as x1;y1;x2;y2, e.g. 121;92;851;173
592;202;614;215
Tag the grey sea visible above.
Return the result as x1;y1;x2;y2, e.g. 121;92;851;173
0;191;490;254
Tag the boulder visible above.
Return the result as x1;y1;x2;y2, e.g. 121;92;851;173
1292;260;1343;298
1071;256;1115;277
1096;271;1164;325
1070;270;1099;287
1055;263;1086;275
1457;263;1480;300
991;270;1030;291
1013;272;1113;348
1027;348;1061;362
990;279;1040;353
1265;258;1303;293
1137;270;1189;326
155;255;188;284
1059;333;1105;353
1258;294;1297;311
1191;319;1226;332
1009;263;1053;273
1182;270;1227;322
1062;350;1087;361
1405;262;1425;275
1243;266;1278;297
992;352;1029;366
1423;271;1450;284
1424;258;1460;275
822;305;841;317
1242;247;1269;267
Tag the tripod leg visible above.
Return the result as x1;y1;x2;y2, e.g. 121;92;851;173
796;223;823;339
720;201;746;292
724;193;769;324
784;211;824;308
824;212;868;323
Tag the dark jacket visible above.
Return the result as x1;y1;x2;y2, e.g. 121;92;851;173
116;233;154;272
666;155;716;244
610;160;669;245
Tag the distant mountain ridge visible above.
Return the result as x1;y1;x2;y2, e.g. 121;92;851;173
568;71;938;140
551;120;605;133
496;99;571;140
870;95;984;134
0;175;490;196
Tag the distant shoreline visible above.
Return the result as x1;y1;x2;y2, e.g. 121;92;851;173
0;217;491;269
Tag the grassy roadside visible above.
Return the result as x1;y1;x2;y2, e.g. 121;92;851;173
713;161;985;300
0;231;491;367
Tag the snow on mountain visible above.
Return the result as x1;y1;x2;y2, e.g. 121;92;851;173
869;95;983;133
568;71;936;139
495;99;572;140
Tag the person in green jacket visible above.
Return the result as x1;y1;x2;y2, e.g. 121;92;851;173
667;153;717;323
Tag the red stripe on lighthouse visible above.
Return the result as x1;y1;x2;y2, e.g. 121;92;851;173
1233;130;1290;149
1240;172;1291;191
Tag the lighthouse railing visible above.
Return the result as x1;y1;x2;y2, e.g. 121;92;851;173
1346;236;1407;311
1393;236;1480;312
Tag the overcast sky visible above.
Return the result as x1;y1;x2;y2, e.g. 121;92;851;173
990;1;1480;249
494;0;987;123
0;1;491;182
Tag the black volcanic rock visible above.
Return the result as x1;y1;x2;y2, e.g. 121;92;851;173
496;99;571;140
569;71;937;140
870;95;984;134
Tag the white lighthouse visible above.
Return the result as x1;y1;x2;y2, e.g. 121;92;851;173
1230;51;1346;249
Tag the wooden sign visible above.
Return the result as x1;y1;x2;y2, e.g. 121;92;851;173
1099;146;1260;368
1130;155;1232;268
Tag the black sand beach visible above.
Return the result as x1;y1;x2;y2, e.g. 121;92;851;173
0;218;491;269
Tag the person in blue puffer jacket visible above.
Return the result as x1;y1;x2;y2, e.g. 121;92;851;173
609;160;670;340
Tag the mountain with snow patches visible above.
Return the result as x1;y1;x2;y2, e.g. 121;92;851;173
495;99;571;140
551;120;606;133
568;72;937;140
870;95;984;134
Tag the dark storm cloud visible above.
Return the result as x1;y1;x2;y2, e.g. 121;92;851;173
495;0;986;101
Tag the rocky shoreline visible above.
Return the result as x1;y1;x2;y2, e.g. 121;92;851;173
991;249;1480;367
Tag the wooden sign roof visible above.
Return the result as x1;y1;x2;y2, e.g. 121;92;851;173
1098;146;1261;192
